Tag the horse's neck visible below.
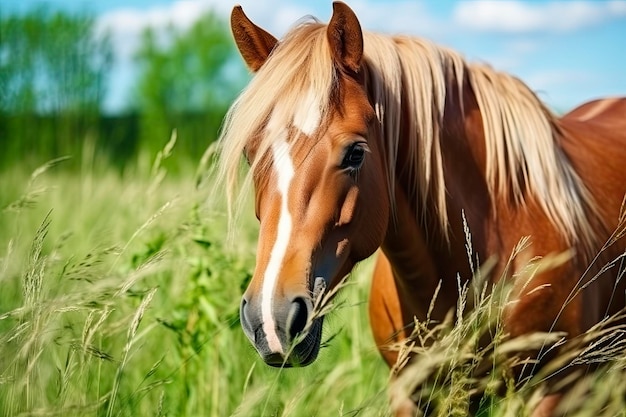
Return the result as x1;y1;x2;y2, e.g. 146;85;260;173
437;84;493;266
381;83;493;319
381;182;459;321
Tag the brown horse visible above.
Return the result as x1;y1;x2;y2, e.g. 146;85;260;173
217;2;626;415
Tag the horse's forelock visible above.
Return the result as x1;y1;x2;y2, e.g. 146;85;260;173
216;22;336;224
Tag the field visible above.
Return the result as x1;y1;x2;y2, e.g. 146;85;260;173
0;141;389;417
1;139;626;417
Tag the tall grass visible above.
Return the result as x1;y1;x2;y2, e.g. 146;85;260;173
0;143;389;417
1;141;625;417
387;216;626;417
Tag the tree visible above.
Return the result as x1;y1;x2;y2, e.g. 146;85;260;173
0;8;112;114
0;8;113;166
133;10;247;159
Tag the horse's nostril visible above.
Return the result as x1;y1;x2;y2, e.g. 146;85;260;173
287;297;310;341
240;298;252;333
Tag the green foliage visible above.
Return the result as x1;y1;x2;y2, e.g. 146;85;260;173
0;7;113;168
0;153;389;417
0;7;246;172
0;7;112;114
2;146;626;417
134;11;247;159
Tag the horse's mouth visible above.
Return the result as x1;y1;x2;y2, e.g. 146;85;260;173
263;317;324;368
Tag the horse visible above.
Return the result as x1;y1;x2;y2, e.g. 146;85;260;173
217;2;626;415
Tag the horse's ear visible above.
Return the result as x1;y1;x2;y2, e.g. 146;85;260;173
327;2;363;73
231;5;278;72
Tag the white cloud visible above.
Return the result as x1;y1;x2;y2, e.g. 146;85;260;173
453;0;626;34
338;0;444;37
93;1;319;62
94;1;227;59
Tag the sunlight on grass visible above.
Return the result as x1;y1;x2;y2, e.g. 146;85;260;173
1;143;625;417
0;144;389;417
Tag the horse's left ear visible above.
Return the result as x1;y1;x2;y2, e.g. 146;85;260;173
327;2;363;73
231;5;278;72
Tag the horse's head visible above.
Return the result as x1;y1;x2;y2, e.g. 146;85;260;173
224;2;389;366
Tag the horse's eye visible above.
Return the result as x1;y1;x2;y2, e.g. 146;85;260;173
340;142;367;170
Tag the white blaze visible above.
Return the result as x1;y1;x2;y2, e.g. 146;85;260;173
259;91;321;353
261;135;295;354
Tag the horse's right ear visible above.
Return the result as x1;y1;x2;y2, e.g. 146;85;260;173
231;6;278;72
327;2;363;74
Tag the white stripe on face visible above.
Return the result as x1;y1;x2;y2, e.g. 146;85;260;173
260;135;295;354
292;88;321;136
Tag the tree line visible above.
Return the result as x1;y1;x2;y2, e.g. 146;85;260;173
0;7;246;171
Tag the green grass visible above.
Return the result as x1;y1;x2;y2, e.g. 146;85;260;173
2;142;625;417
0;147;389;417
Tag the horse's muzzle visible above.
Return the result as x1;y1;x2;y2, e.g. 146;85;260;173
240;292;323;367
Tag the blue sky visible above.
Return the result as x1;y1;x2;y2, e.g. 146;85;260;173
6;0;626;113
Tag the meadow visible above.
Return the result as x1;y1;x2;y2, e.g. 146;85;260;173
0;137;389;417
1;136;625;417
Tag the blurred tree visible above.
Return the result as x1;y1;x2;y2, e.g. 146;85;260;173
134;10;247;160
0;7;244;170
0;8;113;165
1;10;112;114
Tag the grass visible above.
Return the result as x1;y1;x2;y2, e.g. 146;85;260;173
1;140;625;417
386;222;626;416
0;144;389;417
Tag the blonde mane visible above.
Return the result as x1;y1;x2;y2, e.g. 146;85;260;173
217;21;335;220
217;20;597;249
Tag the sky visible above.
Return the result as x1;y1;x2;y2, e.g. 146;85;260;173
5;0;626;113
